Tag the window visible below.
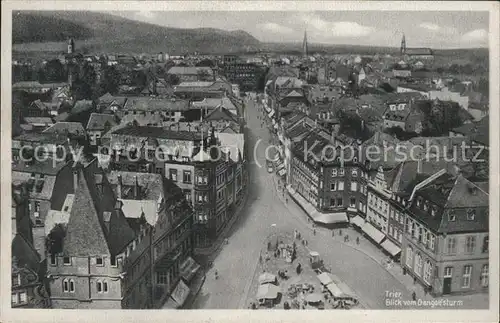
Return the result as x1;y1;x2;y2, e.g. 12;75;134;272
337;198;343;207
417;226;423;243
12;273;21;287
338;181;344;191
330;182;337;191
429;234;435;250
351;169;358;177
156;271;168;285
50;254;57;266
110;256;117;267
405;218;410;233
446;237;456;254
351;182;358;192
411;222;415;238
332;169;338;177
482;236;489;253
444;266;453;278
34;201;40;213
339;168;345;176
63;279;69;292
466;209;475;221
63;257;71;265
169;169;178;182
462;265;472;288
103;281;108;292
448;210;456;221
97;280;103;293
96;257;104;266
350;198;356;208
69;279;75;292
330;198;336;206
12;293;19;305
406;247;413;268
423;260;432;284
480;264;489;287
422;230;428;245
465;236;476;254
415;253;423;277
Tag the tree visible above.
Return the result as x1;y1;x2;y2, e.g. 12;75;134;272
43;59;66;82
71;63;97;100
100;65;121;95
196;59;215;67
166;73;180;85
197;69;213;81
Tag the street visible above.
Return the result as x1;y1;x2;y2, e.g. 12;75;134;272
191;96;416;309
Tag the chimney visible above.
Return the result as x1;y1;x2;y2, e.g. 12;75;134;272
117;174;122;198
133;176;139;199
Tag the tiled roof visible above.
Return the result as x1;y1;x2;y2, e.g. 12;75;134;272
43;122;86;136
11;158;67;176
177;81;214;88
123;97;190;112
106;171;166;201
217;133;244;162
120;114;163;127
23;117;54;125
167;66;213;75
205;106;239;123
451;116;489;146
86;113;118;131
111;126;203;141
12;233;40;271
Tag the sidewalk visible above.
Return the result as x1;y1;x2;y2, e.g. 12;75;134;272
270;174;489;309
194;187;249;260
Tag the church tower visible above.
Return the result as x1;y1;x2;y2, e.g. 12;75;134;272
400;33;406;55
68;38;75;54
302;30;309;58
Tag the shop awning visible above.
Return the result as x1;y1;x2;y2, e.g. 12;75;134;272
170;279;190;308
314;212;348;224
256;283;280;300
361;222;385;243
180;257;201;282
278;168;286;177
268;110;275;118
326;282;343;298
380;239;402;256
317;272;333;286
350;216;365;228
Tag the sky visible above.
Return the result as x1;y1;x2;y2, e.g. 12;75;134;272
110;11;489;49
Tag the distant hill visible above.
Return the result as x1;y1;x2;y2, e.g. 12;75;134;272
12;11;261;54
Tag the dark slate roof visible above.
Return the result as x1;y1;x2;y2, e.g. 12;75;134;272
123;97;190;112
63;166;135;256
13;132;67;145
451;116;489;146
111;126;203;141
11;158;67;175
63;168;111;256
12;233;40;271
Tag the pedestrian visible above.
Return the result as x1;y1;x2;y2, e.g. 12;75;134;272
346;234;349;242
356;237;360;245
313;229;316;236
411;291;417;301
332;230;335;237
339;229;342;236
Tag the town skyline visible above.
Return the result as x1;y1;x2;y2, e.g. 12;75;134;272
109;11;489;49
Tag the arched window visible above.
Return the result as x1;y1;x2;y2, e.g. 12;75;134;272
103;281;109;293
97;280;103;293
415;253;423;277
69;279;75;293
63;278;69;292
406;246;413;268
423;260;432;284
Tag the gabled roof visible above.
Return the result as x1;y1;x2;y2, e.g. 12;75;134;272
63;167;135;256
205;106;239;123
71;100;94;115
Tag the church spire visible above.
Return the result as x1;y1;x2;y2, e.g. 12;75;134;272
400;33;406;55
302;29;308;58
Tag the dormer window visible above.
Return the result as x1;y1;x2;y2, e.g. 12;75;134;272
448;210;456;222
416;198;421;207
423;202;429;211
467;209;476;221
431;208;436;216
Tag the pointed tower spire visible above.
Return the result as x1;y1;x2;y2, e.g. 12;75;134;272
401;33;406;55
302;29;309;58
